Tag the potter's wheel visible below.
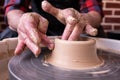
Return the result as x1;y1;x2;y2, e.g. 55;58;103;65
9;48;120;80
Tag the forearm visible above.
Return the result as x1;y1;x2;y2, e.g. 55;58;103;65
7;10;24;31
83;11;102;28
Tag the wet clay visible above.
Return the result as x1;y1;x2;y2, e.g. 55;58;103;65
47;38;103;70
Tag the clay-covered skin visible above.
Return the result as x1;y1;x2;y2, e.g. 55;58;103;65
46;38;103;70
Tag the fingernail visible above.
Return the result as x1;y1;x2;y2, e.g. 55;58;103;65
48;43;54;50
35;54;39;58
42;0;48;8
34;52;40;58
34;47;41;58
90;29;98;36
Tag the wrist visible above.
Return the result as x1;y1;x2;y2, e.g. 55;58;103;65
7;10;24;31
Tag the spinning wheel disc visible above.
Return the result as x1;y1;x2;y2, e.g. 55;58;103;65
9;48;120;80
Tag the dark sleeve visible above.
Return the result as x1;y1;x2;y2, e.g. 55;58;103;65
79;0;104;17
4;0;31;14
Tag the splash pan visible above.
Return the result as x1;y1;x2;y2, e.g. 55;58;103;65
8;48;120;80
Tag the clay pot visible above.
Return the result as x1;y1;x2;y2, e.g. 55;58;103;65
47;38;103;70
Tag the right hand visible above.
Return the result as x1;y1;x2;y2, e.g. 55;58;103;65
15;12;53;57
41;1;98;40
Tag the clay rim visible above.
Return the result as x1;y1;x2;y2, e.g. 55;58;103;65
54;38;95;45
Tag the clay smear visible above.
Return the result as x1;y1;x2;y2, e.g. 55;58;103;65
46;38;103;70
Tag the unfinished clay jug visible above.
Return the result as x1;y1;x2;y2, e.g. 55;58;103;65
47;38;103;69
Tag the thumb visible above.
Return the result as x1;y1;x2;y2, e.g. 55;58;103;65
41;1;65;24
85;24;98;36
42;1;58;16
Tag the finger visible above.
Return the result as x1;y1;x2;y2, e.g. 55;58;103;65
62;23;74;40
62;16;78;40
42;1;66;24
42;1;79;25
38;16;49;34
85;24;98;36
22;13;41;45
18;28;41;57
24;21;41;45
14;39;25;55
24;37;41;57
15;27;27;55
42;1;59;17
68;24;83;41
40;32;54;50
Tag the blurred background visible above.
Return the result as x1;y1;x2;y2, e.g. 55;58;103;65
0;0;7;33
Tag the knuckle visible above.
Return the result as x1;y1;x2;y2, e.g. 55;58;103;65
67;16;78;24
65;8;74;11
40;16;49;24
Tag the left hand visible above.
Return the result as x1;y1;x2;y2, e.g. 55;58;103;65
41;1;97;40
15;12;53;57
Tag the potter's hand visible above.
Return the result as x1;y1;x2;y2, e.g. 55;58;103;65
15;12;53;57
42;1;97;40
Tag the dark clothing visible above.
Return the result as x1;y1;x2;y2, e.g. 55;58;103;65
0;27;18;40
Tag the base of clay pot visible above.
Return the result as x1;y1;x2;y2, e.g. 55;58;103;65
46;38;103;70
